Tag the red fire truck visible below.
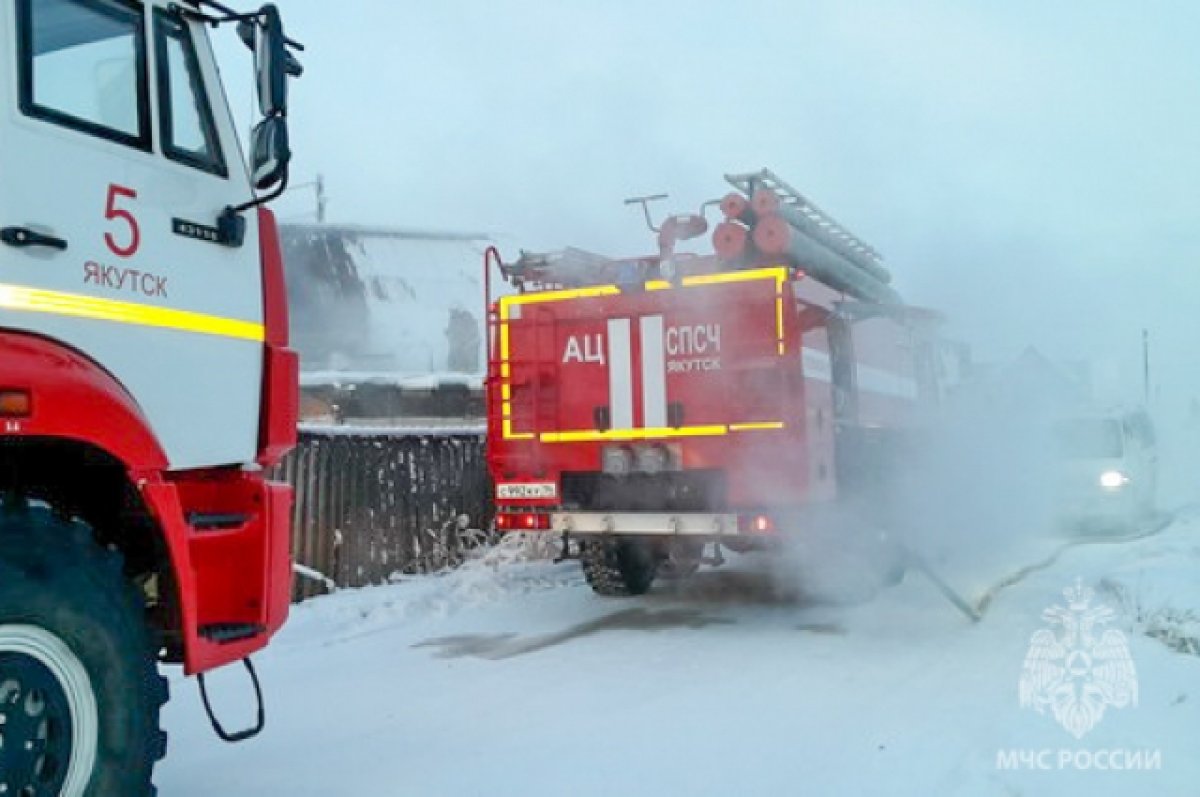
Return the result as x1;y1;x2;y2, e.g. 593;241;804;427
0;2;301;794
485;170;951;596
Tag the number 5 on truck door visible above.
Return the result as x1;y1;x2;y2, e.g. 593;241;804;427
104;183;140;258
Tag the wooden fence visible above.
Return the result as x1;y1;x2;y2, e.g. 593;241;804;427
274;428;492;600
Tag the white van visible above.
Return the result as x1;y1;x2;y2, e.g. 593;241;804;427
1054;409;1158;530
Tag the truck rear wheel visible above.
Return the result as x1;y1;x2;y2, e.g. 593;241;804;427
0;506;168;797
580;537;660;596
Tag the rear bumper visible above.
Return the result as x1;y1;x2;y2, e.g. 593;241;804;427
553;511;740;536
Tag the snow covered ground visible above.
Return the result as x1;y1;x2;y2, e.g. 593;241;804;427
159;512;1200;796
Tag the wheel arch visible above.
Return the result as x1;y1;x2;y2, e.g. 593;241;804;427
0;331;168;472
1;332;291;673
0;332;187;657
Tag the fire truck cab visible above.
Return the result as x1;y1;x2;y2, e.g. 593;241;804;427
486;172;949;597
0;2;300;794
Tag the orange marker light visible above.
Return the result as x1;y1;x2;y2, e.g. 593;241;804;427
0;390;31;417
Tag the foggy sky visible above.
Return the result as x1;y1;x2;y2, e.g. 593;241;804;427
215;1;1200;413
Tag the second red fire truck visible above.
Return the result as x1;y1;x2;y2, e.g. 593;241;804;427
485;170;955;595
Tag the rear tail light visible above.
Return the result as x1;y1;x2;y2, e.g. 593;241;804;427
738;514;775;534
495;512;552;531
0;389;31;417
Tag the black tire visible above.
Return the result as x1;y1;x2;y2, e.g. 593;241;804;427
580;537;660;596
0;505;168;797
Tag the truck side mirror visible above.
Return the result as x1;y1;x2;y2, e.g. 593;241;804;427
254;4;288;116
222;2;302;238
249;5;292;192
250;115;290;190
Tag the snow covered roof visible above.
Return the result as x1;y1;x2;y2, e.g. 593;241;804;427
299;371;483;390
280;223;493;377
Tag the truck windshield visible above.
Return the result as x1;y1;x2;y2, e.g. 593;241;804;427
1054;419;1124;459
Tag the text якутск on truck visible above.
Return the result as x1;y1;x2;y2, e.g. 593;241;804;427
0;2;303;794
485;170;965;597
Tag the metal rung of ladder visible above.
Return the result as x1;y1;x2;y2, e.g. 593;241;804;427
724;168;882;263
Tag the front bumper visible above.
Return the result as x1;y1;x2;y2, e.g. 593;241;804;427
1057;488;1137;522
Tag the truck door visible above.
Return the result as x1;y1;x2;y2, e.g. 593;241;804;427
0;1;263;468
827;314;857;424
800;324;837;501
826;313;867;496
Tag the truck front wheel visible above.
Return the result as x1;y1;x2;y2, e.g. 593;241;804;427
580;537;661;596
0;506;168;797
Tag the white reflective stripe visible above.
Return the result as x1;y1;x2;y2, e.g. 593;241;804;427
801;347;833;383
640;315;667;428
855;364;918;399
607;318;634;428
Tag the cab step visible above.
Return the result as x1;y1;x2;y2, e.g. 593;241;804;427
199;623;265;644
187;512;250;531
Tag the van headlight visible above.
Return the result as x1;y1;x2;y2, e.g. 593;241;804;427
1099;470;1129;490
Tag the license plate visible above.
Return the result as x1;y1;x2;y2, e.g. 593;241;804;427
496;482;557;500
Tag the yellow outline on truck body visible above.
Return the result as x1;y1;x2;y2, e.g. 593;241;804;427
496;266;789;442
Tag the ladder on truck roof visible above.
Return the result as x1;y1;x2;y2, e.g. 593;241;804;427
723;167;898;304
724;168;883;265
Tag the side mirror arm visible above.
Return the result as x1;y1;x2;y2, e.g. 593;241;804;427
174;2;306;53
218;171;290;248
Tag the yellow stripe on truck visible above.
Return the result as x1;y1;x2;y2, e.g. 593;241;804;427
540;425;729;443
0;282;264;342
680;266;787;288
541;423;785;442
499;284;621;309
730;421;786;432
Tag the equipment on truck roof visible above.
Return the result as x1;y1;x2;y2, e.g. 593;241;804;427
716;168;900;304
498;167;900;304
